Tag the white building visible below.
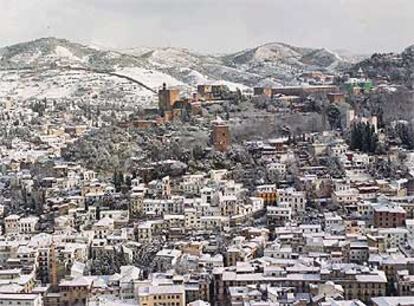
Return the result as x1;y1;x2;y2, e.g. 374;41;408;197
18;216;39;234
4;215;20;235
267;162;287;175
277;188;306;214
267;205;292;226
324;213;344;234
0;294;43;306
378;228;408;249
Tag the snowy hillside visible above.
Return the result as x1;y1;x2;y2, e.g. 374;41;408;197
0;37;365;103
226;42;311;66
221;42;351;83
115;67;187;92
0;68;157;105
0;37;149;70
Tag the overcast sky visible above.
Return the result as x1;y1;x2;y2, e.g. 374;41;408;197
0;0;413;54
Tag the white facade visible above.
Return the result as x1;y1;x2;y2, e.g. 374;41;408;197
0;294;43;306
277;188;306;214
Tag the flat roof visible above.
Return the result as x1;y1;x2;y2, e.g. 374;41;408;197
0;294;40;300
371;296;414;306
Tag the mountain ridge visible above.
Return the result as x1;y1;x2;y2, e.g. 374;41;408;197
0;37;373;103
0;37;364;84
352;44;414;88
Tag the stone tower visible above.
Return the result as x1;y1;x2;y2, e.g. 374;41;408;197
50;241;58;289
158;83;180;115
346;109;356;129
212;117;230;152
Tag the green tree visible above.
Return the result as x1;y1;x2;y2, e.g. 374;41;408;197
327;104;341;130
112;170;125;192
350;122;378;153
396;123;414;149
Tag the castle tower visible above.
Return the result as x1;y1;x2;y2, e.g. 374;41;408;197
368;116;378;133
158;83;180;115
212;117;230;152
50;241;58;289
357;67;365;79
346;109;356;129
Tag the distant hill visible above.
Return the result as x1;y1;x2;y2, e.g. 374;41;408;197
352;45;414;88
0;37;149;70
0;37;366;102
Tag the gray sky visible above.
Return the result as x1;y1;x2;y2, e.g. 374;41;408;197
1;0;413;54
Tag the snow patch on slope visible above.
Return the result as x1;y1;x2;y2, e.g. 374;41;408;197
10;50;42;64
54;46;80;61
178;68;209;85
116;67;185;90
149;48;194;68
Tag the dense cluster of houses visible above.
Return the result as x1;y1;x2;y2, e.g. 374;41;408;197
2;73;414;306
